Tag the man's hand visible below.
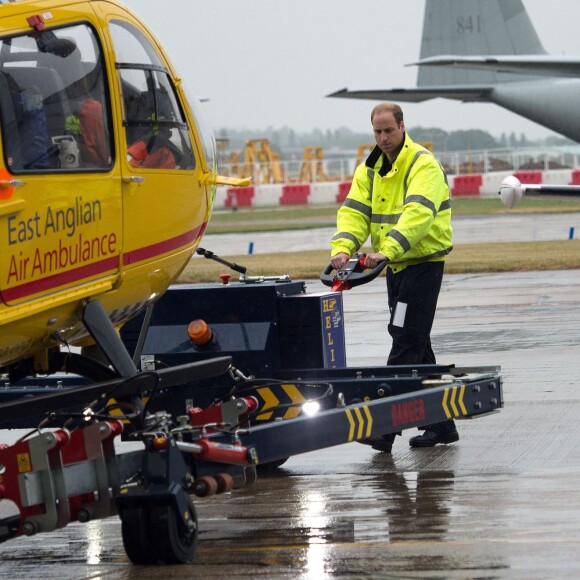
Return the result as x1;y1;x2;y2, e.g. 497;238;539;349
331;252;350;270
364;253;387;269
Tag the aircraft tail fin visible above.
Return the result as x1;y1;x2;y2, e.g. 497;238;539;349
418;0;546;87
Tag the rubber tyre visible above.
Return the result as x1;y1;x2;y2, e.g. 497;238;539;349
120;497;198;564
149;498;198;564
120;505;157;565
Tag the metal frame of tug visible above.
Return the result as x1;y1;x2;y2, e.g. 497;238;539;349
0;265;503;564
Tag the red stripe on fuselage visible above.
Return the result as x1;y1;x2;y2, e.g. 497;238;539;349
123;226;201;265
1;256;119;302
1;225;204;302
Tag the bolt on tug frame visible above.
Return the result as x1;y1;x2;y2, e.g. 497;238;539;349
0;256;503;564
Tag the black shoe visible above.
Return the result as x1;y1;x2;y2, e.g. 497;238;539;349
360;433;396;453
409;429;459;448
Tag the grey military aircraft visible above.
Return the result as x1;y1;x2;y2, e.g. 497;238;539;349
329;0;580;143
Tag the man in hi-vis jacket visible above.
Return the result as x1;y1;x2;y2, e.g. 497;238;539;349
331;102;455;452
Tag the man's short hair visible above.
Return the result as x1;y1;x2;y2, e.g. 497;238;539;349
371;102;404;126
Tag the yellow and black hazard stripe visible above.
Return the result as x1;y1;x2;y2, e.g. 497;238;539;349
344;405;373;442
105;396;150;423
442;385;468;419
254;384;307;421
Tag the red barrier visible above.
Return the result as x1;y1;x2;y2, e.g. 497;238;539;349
336;182;351;203
570;170;580;185
513;171;542;184
280;183;310;205
225;186;255;208
452;174;482;197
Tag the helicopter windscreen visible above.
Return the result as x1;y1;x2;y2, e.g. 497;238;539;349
0;24;113;171
109;20;195;170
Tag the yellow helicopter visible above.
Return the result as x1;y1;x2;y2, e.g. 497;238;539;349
0;0;244;384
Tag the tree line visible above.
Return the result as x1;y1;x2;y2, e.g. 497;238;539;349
217;126;575;158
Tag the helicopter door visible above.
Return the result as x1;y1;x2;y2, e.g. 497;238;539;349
106;18;206;293
0;23;121;306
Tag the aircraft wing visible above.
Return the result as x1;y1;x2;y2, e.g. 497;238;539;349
327;86;494;103
410;55;580;78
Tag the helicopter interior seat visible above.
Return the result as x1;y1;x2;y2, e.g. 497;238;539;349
49;44;104;120
123;86;157;145
4;65;72;168
0;69;50;170
123;86;181;168
59;59;110;168
0;70;21;167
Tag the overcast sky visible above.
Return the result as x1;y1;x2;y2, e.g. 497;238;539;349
120;0;580;140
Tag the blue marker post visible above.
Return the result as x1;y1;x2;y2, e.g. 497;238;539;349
570;227;575;240
248;242;254;255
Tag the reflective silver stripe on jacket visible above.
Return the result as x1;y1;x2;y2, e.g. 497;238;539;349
343;197;372;218
386;229;411;253
371;213;400;224
366;168;375;201
405;194;437;218
332;231;362;251
438;160;449;186
439;199;451;212
389;245;453;264
403;150;431;196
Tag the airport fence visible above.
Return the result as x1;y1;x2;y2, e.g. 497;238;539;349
217;146;580;186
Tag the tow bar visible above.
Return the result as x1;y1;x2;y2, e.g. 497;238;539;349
0;253;503;564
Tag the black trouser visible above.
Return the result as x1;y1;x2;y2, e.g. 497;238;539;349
386;261;456;434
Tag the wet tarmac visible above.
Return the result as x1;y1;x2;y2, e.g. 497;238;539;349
1;217;580;578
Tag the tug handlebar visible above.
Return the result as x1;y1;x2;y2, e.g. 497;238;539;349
320;253;387;292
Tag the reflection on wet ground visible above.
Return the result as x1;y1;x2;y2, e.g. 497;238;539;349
3;456;579;578
1;269;580;578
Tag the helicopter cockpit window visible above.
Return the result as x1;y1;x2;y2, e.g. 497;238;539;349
0;24;113;172
109;21;195;170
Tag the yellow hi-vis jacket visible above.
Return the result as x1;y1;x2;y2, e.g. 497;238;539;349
331;133;453;273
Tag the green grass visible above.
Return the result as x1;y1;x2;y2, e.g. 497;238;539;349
178;240;580;284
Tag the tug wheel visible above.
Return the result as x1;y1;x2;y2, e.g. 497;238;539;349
120;495;198;564
245;465;258;485
192;475;218;497
214;472;234;494
121;505;155;564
